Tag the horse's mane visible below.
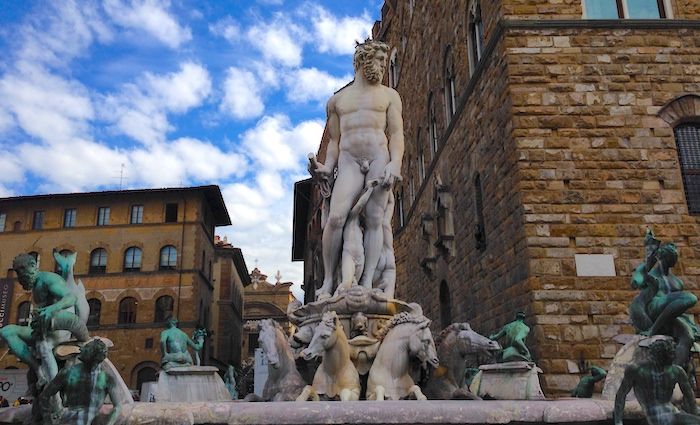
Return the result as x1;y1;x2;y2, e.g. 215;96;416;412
377;312;430;341
434;322;471;348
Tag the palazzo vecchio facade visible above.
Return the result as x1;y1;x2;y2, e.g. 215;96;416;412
294;0;700;394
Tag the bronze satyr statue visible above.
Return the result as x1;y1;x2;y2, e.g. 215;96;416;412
571;365;607;398
630;229;698;368
160;317;203;371
614;338;699;425
488;312;532;363
35;339;121;425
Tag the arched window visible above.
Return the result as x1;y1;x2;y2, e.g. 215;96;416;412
428;93;439;157
396;188;405;228
388;48;399;88
417;130;426;182
443;46;457;122
12;221;21;232
118;297;137;324
89;248;107;274
154;295;174;322
123;247;142;272
160;245;177;270
54;249;74;274
474;173;486;251
440;280;452;330
467;0;484;76
674;123;700;214
16;301;30;325
87;299;101;327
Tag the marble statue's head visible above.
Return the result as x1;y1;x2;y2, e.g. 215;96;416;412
353;38;390;84
79;339;108;364
649;338;675;367
13;254;38;290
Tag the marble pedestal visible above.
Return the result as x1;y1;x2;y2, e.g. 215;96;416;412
155;366;230;402
469;361;546;400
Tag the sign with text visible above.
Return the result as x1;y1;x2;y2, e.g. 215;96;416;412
0;278;14;329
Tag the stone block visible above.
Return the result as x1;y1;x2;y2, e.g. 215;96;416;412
154;366;231;402
470;362;546;400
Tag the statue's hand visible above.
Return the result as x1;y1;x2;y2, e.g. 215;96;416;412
37;305;57;321
309;160;333;178
381;161;402;187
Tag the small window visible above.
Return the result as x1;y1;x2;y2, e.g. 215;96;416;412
16;301;30;325
123;247;142;272
160;245;177;270
440;280;452;330
145;338;154;349
583;0;667;19
118;297;137;324
63;208;76;228
87;299;101;327
32;211;44;230
130;205;143;224
154;295;174;322
474;173;486;251
396;188;405;228
97;207;110;226
388;48;399;88
164;203;178;223
428;93;439;157
0;213;6;232
467;0;485;75
444;46;457;123
12;221;21;232
90;248;108;274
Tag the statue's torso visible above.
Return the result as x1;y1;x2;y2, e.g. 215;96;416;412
63;366;109;408
32;276;60;308
334;85;392;160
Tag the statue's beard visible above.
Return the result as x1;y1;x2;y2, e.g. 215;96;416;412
363;63;383;83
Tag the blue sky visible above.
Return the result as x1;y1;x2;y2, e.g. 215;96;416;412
0;0;381;300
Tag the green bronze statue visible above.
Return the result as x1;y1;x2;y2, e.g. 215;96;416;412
488;312;532;363
0;254;89;388
630;229;698;367
160;317;204;370
571;365;607;398
614;338;699;425
34;339;121;425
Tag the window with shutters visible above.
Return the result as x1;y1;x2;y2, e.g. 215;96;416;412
674;123;700;214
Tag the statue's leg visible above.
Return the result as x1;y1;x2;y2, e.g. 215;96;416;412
649;293;698;336
0;325;49;385
319;155;364;298
375;385;385;401
358;186;391;289
295;385;313;402
339;387;359;401
410;385;428;401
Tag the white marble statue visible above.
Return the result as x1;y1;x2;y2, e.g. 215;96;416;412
309;38;405;301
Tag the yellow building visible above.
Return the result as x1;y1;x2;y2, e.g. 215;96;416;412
0;185;233;392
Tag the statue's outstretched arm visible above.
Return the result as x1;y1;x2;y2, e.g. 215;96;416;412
105;375;122;425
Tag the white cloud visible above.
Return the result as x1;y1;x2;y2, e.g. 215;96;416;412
285;67;351;103
101;62;212;144
246;17;304;67
220;67;265;120
209;16;240;44
240;114;324;172
103;0;191;48
0;63;94;143
310;5;373;55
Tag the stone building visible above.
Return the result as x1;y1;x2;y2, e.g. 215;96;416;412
294;0;700;394
212;235;250;369
0;185;241;392
240;268;297;363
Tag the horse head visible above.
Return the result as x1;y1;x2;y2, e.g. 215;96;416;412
258;319;283;369
408;321;439;369
301;311;340;361
456;323;500;356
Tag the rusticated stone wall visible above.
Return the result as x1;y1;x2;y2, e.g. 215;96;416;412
372;0;700;395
